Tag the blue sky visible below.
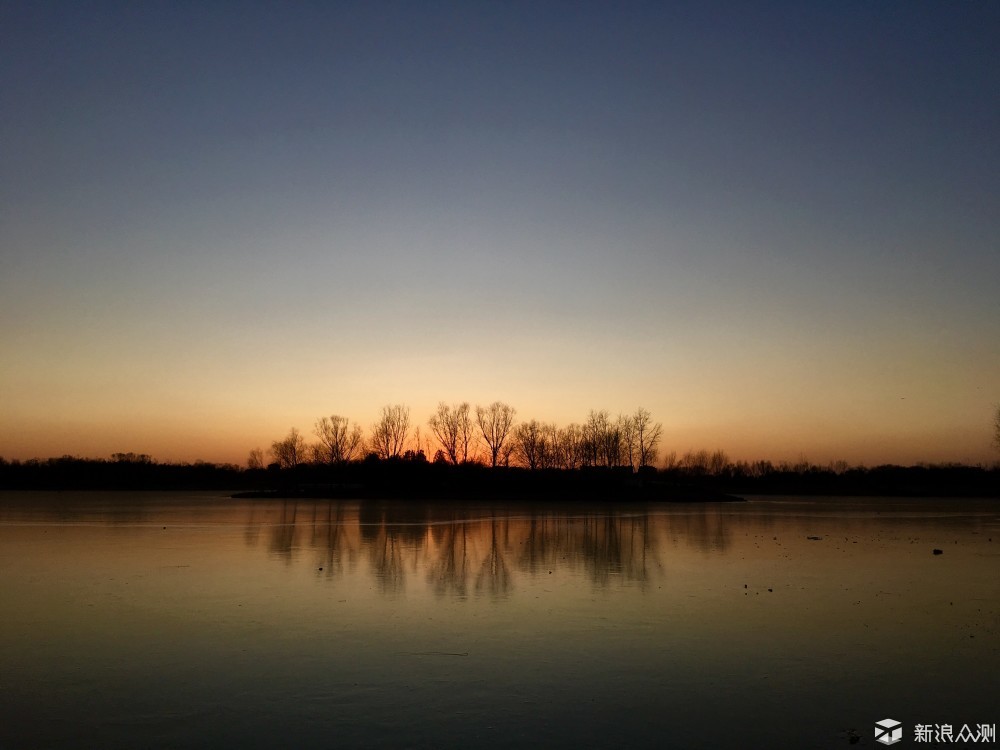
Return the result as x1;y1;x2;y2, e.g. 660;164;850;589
2;2;998;464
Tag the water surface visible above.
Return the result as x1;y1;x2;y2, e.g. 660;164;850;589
1;493;997;748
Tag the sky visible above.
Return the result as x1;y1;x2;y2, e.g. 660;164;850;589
2;1;998;467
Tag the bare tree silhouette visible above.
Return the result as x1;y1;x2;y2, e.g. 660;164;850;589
620;413;638;470
428;402;475;464
634;407;662;468
539;422;560;469
476;401;516;468
271;428;307;469
456;405;477;463
557;423;585;469
708;449;730;476
314;415;364;465
513;419;546;470
677;448;730;476
411;425;426;458
583;410;623;468
370;404;410;459
247;447;265;470
680;449;711;475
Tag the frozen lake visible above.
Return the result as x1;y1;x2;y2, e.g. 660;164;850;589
1;492;997;748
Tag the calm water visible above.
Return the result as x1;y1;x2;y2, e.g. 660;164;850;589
1;492;997;749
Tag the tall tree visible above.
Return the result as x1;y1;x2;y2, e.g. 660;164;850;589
513;420;545;470
370;404;410;459
476;401;516;468
584;410;622;468
557;423;584;469
247;447;265;470
456;403;476;464
708;449;730;476
411;426;426;459
539;422;560;469
619;413;638;470
580;412;601;467
680;449;711;475
633;407;662;468
314;415;364;465
428;402;474;464
271;428;307;469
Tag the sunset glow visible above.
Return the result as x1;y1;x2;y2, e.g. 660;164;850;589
2;3;997;466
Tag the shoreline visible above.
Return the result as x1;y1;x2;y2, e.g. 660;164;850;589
229;485;747;503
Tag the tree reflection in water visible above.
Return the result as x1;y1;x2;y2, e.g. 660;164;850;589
267;501;298;562
426;517;470;599
308;501;358;579
475;518;513;598
242;502;736;596
370;528;406;594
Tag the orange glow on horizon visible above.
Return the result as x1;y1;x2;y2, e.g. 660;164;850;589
1;394;995;469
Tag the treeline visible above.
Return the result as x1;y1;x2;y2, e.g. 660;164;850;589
0;453;246;491
1;401;997;497
258;402;663;472
662;455;1000;498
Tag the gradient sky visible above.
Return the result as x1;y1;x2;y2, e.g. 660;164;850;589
2;2;998;466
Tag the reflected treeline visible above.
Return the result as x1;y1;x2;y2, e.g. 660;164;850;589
308;501;360;579
242;502;741;598
268;502;298;563
476;518;512;597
